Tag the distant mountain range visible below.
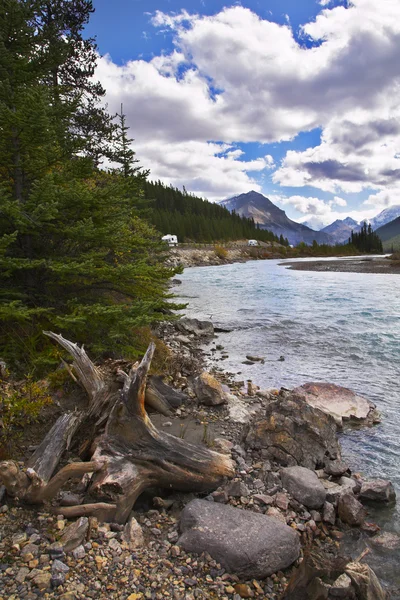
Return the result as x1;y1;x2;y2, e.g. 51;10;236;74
220;192;400;246
219;191;333;245
320;217;360;244
367;206;400;230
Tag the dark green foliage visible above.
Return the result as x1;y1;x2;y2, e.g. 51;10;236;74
292;225;382;256
144;180;288;244
349;222;383;253
0;0;181;373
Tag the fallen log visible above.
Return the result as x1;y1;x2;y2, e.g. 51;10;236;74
0;334;234;522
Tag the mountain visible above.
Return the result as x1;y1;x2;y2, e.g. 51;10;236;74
375;216;400;250
367;206;400;230
320;217;360;244
220;191;334;245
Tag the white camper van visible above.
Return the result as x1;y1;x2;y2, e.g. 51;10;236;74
247;239;258;247
161;234;178;247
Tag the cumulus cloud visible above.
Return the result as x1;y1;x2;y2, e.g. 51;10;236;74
95;0;400;210
135;140;269;200
271;193;376;227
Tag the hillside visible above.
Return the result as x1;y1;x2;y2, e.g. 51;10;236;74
375;216;400;250
144;181;288;244
220;191;334;245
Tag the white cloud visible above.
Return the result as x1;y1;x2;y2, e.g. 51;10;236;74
135;140;269;200
94;1;400;213
271;193;377;226
332;196;347;207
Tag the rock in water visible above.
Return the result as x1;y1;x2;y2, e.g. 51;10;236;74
359;479;396;504
280;466;326;509
244;393;340;469
193;372;227;406
178;499;300;579
292;382;380;428
176;318;214;337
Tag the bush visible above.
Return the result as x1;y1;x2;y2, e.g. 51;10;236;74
0;373;52;457
214;245;228;259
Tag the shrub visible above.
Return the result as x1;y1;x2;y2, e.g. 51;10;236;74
0;374;52;457
214;245;228;259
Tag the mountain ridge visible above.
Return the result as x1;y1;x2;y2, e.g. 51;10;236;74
220;191;334;245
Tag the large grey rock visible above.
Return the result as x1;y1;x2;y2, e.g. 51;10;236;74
281;466;326;509
292;382;380;428
178;499;300;579
177;318;214;337
338;493;366;526
193;372;226;406
244;393;340;469
359;479;396;504
59;517;88;552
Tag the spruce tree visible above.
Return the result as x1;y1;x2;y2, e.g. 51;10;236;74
0;0;181;373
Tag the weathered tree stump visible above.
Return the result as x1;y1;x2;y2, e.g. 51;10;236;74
0;334;234;522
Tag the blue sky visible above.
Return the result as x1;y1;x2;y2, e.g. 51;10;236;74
87;0;400;227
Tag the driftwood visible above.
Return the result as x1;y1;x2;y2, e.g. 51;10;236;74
0;333;234;522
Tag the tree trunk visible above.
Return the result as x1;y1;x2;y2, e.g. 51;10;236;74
0;334;234;522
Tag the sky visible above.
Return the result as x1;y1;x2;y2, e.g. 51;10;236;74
85;0;400;228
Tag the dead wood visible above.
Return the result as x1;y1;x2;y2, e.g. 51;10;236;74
0;334;234;523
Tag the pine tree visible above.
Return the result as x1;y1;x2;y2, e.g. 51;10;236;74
0;0;181;373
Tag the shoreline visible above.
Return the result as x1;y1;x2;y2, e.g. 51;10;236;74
0;320;397;599
282;256;400;274
168;245;400;274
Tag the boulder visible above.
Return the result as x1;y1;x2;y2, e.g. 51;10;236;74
244;393;340;469
359;479;396;504
193;372;226;406
178;499;300;579
177;318;214;337
324;459;350;477
338;493;366;526
292;382;380;428
281;466;326;509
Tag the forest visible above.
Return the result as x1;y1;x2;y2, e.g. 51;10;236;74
144;180;288;245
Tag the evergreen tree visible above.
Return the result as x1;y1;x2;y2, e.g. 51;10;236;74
0;0;180;373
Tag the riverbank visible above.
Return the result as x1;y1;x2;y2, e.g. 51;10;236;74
283;256;400;274
0;318;396;599
165;242;286;269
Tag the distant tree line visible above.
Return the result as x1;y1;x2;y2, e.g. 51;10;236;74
144;181;289;245
292;224;383;256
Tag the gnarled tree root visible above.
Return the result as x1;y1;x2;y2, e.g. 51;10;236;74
0;335;234;522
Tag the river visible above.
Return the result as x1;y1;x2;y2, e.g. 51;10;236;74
174;257;400;595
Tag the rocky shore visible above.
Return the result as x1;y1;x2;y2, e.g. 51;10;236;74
283;256;400;274
0;319;398;600
165;243;286;269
